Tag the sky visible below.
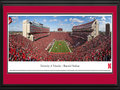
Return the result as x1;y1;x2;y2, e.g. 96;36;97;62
8;14;112;32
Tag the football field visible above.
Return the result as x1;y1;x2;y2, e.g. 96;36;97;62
49;40;71;53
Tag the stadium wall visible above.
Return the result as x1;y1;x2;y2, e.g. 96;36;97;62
72;19;99;41
88;19;99;41
23;20;50;41
23;20;30;39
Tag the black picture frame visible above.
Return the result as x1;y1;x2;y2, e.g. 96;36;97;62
0;0;120;90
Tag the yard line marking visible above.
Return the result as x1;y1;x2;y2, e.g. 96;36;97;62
65;41;72;53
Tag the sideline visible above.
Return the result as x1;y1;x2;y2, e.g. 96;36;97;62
65;41;72;53
49;40;56;53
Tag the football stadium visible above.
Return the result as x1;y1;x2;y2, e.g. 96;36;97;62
9;17;111;61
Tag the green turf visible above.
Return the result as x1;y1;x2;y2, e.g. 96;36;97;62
49;40;71;53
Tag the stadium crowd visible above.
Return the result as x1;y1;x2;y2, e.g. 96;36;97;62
9;32;111;61
33;33;50;40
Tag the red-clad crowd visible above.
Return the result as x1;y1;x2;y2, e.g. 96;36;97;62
9;32;111;61
33;33;50;40
9;34;35;61
72;34;111;61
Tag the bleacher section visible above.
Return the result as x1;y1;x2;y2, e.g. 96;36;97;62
9;32;111;61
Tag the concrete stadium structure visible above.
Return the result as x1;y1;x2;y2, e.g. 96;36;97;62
72;19;99;41
23;20;50;41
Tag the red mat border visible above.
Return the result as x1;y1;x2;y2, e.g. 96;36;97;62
3;6;117;84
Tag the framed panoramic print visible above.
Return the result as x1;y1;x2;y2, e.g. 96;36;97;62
0;0;120;90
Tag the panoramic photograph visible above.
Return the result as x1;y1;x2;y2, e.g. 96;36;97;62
8;15;112;61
